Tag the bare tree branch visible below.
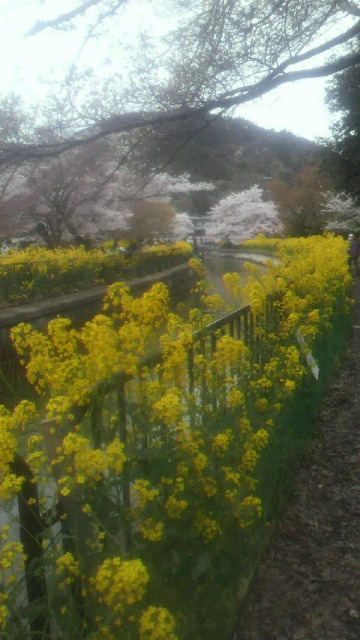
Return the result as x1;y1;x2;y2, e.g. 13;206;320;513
221;18;360;100
0;164;22;201
285;17;360;67
26;1;101;36
6;0;360;168
338;0;360;17
3;44;360;165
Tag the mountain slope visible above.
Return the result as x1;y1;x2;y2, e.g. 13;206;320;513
163;116;325;214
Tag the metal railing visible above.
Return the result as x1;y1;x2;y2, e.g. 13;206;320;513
6;276;350;636
10;295;283;635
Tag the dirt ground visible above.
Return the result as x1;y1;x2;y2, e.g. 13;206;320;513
235;285;360;640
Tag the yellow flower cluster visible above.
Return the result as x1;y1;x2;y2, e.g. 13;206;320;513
0;536;26;618
0;242;192;303
250;429;270;450
140;518;164;542
11;281;171;419
55;434;126;493
106;438;127;474
188;257;206;277
139;606;178;640
26;433;49;481
165;495;188;519
0;593;9;628
0;401;38;499
212;335;249;373
93;557;149;616
201;294;227;313
227;388;245;408
132;479;160;512
242;234;282;253
0;401;37;471
222;272;243;299
212;430;233;455
143;241;192;257
55;552;79;590
0;474;24;500
236;496;262;528
194;512;222;542
152;387;184;426
240;449;259;472
0;541;25;572
0;423;16;474
0;245;108;268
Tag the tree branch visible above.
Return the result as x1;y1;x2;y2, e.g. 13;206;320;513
338;0;360;17
217;18;360;102
284;18;360;68
26;0;104;36
3;46;360;164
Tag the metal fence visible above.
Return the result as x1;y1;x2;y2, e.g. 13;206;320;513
0;252;191;305
8;290;351;638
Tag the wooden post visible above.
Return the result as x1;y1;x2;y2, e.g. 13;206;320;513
10;454;50;640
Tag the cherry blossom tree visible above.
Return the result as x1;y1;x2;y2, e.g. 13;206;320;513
0;138;133;247
205;186;282;243
322;192;360;233
0;136;214;246
0;95;215;247
172;212;194;240
141;173;215;200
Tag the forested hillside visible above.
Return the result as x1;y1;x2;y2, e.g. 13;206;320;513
161;116;327;214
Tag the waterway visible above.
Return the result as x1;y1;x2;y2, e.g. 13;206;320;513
0;253;269;407
204;253;267;303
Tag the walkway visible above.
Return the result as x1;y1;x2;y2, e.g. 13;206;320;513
236;280;360;640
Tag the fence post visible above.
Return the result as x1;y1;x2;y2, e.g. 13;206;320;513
10;453;50;640
116;378;133;552
187;346;196;427
90;398;103;448
41;417;96;627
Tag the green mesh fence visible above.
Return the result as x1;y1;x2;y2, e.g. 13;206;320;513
256;303;352;524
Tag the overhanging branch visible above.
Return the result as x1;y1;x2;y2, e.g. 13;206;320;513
26;0;128;37
339;0;360;17
3;47;360;164
26;1;101;36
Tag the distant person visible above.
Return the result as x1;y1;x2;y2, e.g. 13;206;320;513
348;233;360;275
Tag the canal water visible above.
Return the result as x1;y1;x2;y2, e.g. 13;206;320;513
204;253;266;303
0;253;268;408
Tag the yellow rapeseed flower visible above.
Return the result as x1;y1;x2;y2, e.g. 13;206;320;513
139;606;178;640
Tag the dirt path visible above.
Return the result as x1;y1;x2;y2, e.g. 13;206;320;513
236;283;360;640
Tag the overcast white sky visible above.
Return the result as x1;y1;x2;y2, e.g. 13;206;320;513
0;0;336;142
237;78;333;141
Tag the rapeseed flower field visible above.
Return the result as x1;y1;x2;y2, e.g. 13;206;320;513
0;234;352;639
